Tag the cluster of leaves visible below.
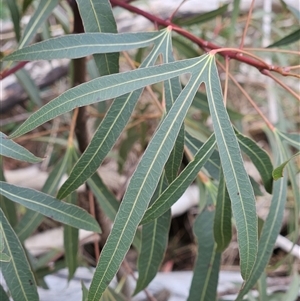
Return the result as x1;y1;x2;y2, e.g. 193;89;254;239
0;0;299;301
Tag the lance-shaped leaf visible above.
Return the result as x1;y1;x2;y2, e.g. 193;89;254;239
64;147;80;281
273;151;299;180
76;0;119;75
185;131;220;180
277;130;300;150
9;55;203;139
0;284;10;301
15;146;71;241
134;177;170;295
0;208;39;301
4;31;166;61
0;132;43;163
174;4;229;26
236;175;287;300
164;32;185;184
0;163;17;228
141;134;216;225
0;229;10;262
19;0;59;49
0;181;100;232
235;129;273;193
213;170;232;252
58;33;169;199
15;69;42;107
188;209;221;301
206;56;257;280
64;192;79;281
5;0;21;41
88;56;210;301
135;211;171;295
267;29;300;48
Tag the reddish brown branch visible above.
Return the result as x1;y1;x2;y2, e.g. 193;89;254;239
110;0;297;77
1;61;28;79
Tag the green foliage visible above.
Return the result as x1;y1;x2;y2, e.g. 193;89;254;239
0;1;298;301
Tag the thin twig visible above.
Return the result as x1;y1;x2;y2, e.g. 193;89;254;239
122;51;164;113
15;126;69;142
68;107;79;146
0;61;28;79
244;48;300;55
122;260;158;301
168;0;187;22
262;69;300;101
217;60;275;131
209;47;270;67
223;56;230;106
239;0;255;49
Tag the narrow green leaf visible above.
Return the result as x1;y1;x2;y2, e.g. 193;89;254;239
32;249;62;270
164;33;185;183
0;230;11;262
15;69;42;107
284;272;300;301
174;4;229;26
206;56;257;280
18;0;59;49
9;55;203;139
185;131;220;180
0;284;10;301
15;210;43;243
118;128;140;172
76;0;119;75
187;209;221;301
257;272;268;301
0;181;100;232
277;130;300;150
267;28;300;48
0;164;17;228
213;170;232;252
0;208;39;301
272;151;299;180
141;134;216;225
277;130;300;251
4;31;165;61
134;210;171;294
64;147;80;280
82;281;88;301
58;34;169;199
172;36;199;58
5;0;21;41
88;57;210;301
235;129;273;193
52;5;71;34
230;0;241;42
64;192;79;281
134;176;170;295
15;149;70;241
0;132;43;163
236;175;287;300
